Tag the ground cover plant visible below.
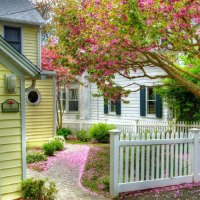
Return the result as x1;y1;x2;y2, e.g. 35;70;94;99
22;178;57;200
81;145;110;197
76;130;91;142
89;123;116;143
27;136;66;171
26;152;47;164
57;127;72;139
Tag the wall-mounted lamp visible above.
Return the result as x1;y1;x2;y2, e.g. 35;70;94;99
5;74;17;94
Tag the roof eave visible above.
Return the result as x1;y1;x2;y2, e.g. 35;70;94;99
0;17;46;26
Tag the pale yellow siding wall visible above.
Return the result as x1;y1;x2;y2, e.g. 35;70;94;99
0;22;39;66
26;79;54;146
0;64;22;200
23;26;39;66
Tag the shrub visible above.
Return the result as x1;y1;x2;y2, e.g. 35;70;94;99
42;142;56;156
89;123;116;143
26;152;47;164
101;175;110;190
57;127;72;139
50;139;64;151
76;130;91;142
53;135;65;145
22;178;57;200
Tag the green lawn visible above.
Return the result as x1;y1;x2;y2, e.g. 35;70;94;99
81;144;111;198
81;143;200;200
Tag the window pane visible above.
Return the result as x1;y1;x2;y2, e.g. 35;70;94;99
147;101;156;114
8;42;21;52
110;101;116;112
148;88;156;100
4;27;21;52
69;89;78;100
4;27;21;42
69;101;78;111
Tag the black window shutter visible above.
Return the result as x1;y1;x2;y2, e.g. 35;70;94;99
104;98;108;114
156;94;163;118
140;87;146;116
115;100;121;115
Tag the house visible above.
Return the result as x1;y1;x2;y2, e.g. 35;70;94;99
62;66;170;132
0;0;56;199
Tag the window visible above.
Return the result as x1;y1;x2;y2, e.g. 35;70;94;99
26;89;41;106
140;87;163;118
4;26;21;53
146;88;156;115
59;88;66;111
104;98;121;115
69;89;79;111
108;101;116;114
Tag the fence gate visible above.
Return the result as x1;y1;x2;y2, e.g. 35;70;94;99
109;129;200;197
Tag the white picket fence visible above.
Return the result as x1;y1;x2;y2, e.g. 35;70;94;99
109;128;200;197
64;119;200;134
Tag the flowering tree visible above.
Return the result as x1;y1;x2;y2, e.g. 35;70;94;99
42;46;75;129
52;0;200;100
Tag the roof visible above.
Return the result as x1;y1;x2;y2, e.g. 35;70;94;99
0;0;45;25
0;35;42;76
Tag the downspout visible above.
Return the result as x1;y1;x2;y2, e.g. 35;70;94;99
25;80;36;92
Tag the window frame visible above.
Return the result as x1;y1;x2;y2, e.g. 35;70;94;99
108;100;117;115
68;88;79;112
146;87;156;116
59;88;66;112
4;25;22;53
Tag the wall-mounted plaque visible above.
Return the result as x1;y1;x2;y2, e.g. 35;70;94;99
2;99;19;113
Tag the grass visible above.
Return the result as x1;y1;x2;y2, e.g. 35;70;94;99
81;144;110;198
80;142;200;200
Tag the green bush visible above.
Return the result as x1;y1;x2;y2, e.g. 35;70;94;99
22;178;57;200
53;135;65;145
26;152;47;164
76;130;91;142
57;127;72;139
42;142;56;156
89;123;116;143
101;175;110;190
50;139;64;151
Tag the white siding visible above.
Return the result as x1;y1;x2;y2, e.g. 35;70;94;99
63;67;169;125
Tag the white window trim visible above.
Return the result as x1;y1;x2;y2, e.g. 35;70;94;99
146;87;156;117
66;87;80;113
108;100;117;115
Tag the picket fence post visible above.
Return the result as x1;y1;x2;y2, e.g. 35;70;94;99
109;129;120;197
190;128;200;182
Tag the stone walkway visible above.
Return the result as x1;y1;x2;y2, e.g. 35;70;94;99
27;144;109;200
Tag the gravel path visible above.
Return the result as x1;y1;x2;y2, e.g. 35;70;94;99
27;144;109;200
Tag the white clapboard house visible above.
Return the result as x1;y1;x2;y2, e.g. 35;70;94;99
61;66;171;131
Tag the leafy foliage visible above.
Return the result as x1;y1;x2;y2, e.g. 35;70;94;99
155;79;200;122
52;135;65;145
42;142;56;156
50;139;64;151
155;58;200;121
89;123;116;143
22;178;57;200
57;127;72;139
52;0;200;99
101;175;110;190
76;130;91;142
26;152;47;164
